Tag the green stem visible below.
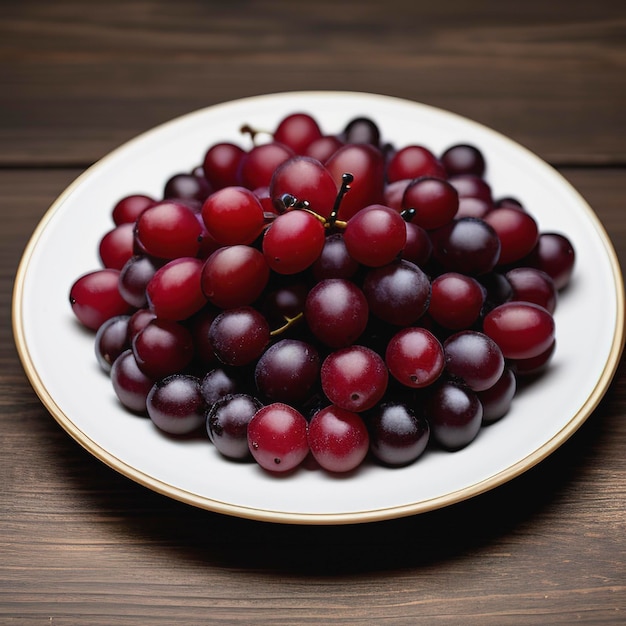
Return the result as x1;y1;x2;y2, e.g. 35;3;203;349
269;312;304;337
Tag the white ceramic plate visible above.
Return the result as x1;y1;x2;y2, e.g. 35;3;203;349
13;92;625;524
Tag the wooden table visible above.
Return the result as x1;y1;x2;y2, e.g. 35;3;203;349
2;2;625;623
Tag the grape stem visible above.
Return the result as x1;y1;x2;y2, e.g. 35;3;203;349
278;194;310;212
327;173;354;229
240;123;272;145
400;207;416;222
269;312;304;337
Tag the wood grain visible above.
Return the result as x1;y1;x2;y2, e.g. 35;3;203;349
1;1;624;166
1;1;625;624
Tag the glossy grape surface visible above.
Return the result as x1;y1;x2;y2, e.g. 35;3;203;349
427;381;483;450
207;393;263;460
110;349;155;413
308;406;370;473
201;245;270;309
147;374;205;435
146;257;206;320
367;401;430;466
95;315;131;373
69;107;577;478
483;301;555;360
304;279;369;348
321;345;388;412
247;403;309;472
432;217;501;275
69;269;133;331
385;327;445;389
255;339;320;405
443;330;505;392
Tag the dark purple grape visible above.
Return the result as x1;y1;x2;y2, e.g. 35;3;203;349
304;279;369;348
367;401;430;466
431;217;501;276
478;367;516;424
440;144;486;177
164;172;212;203
443;330;505;392
261;283;308;331
110;349;154;413
206;393;263;460
362;260;431;327
523;232;576;291
200;368;242;405
341;116;381;146
310;233;360;280
132;319;194;380
187;307;219;367
118;255;162;308
209;307;270;366
478;271;513;314
147;374;206;435
426;381;483;450
448;174;492;203
255;339;320;405
505;266;557;314
95;315;131;373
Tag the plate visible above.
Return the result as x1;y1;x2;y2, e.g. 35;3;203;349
12;91;625;524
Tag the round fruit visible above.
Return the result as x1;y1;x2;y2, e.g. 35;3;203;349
247;403;310;472
367;402;430;467
320;345;388;412
308;406;370;473
69;269;133;331
483;301;555;360
147;374;206;435
385;327;445;389
207;393;263;460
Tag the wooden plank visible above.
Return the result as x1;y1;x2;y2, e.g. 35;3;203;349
1;1;625;165
2;167;625;623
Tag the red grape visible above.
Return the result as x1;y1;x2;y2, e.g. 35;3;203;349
201;186;266;245
343;204;407;267
483;301;555;360
387;145;446;182
385;327;445;389
69;269;133;331
202;142;245;190
135;201;203;259
401;176;459;230
308;406;370;473
247;403;309;472
262;209;326;274
325;143;385;220
321;345;388;412
146;257;207;321
269;156;337;219
201;245;270;309
273;113;323;154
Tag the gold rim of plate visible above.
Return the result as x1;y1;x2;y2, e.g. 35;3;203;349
10;93;626;524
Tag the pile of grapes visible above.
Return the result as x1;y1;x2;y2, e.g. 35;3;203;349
69;111;575;474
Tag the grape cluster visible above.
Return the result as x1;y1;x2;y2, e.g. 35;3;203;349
70;111;575;475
